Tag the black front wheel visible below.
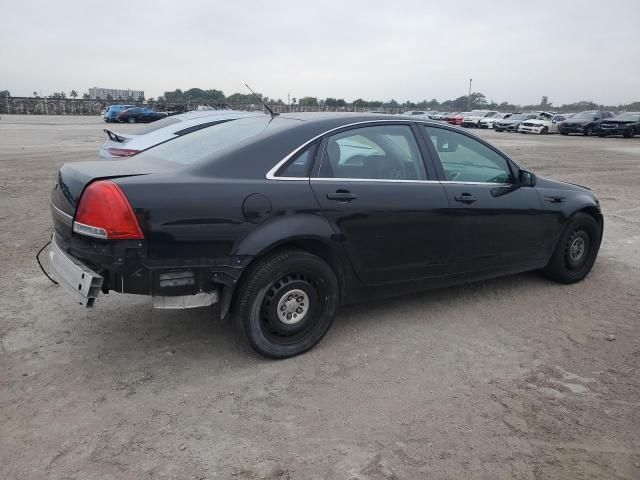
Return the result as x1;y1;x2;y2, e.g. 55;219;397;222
543;213;601;284
234;249;339;358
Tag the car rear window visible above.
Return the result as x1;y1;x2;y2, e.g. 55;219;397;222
130;116;182;134
135;116;280;166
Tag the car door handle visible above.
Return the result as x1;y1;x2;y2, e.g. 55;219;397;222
327;190;358;202
454;193;477;204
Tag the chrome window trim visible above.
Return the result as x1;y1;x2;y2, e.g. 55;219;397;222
266;119;420;180
311;178;441;184
310;178;511;186
265;119;523;180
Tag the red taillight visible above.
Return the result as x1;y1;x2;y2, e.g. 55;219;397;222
108;148;140;157
73;180;144;240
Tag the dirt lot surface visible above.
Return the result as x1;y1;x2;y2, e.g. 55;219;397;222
1;115;639;480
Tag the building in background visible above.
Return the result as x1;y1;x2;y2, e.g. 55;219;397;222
88;87;144;101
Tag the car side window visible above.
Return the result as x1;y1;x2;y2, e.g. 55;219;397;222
318;125;426;180
422;126;513;184
277;143;317;178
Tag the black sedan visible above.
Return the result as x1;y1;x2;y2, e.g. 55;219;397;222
559;110;615;136
49;113;603;358
117;107;166;123
597;112;640;138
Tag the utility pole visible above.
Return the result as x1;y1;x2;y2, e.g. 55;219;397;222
467;78;473;111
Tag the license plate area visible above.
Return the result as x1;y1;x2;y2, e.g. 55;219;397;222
50;238;104;307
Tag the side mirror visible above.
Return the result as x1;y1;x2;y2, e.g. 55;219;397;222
519;169;536;187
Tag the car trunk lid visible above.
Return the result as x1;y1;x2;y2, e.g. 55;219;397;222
50;158;170;238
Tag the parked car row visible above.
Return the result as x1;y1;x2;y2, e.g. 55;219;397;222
406;109;639;138
558;111;639;137
103;104;167;123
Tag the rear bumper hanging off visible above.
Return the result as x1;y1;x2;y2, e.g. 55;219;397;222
49;237;103;307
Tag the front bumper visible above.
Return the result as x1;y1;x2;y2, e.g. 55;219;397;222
518;125;545;134
598;126;631;136
495;124;519;132
560;124;586;134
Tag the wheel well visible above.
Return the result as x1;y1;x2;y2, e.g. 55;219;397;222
577;207;603;241
260;239;347;292
225;239;348;318
578;206;602;227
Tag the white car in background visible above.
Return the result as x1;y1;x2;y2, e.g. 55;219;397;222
478;112;511;129
461;110;500;128
518;112;567;135
99;110;265;158
402;110;431;119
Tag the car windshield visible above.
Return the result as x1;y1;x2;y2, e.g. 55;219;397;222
135;115;280;165
507;114;525;120
573;111;597;119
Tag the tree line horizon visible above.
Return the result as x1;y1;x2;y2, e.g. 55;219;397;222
3;88;639;113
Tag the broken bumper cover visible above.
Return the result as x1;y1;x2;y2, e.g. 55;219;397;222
49;235;227;310
50;237;103;307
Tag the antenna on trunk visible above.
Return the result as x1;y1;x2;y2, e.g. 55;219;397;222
244;83;278;116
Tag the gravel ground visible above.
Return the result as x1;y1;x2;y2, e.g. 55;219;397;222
1;115;639;480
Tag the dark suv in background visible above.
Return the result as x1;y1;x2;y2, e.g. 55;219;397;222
559;110;615;136
597;112;640;138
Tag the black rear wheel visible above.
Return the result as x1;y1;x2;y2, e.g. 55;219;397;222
543;213;601;284
584;126;592;136
234;249;339;358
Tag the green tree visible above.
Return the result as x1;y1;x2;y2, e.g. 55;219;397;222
352;98;368;108
325;98;346;107
540;96;551;109
298;96;319;107
70;90;78;99
82;93;89;99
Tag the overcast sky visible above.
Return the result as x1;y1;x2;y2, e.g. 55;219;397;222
1;0;639;105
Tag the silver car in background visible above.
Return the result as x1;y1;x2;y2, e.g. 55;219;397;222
99;110;266;158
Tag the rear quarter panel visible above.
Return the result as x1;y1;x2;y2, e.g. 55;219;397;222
115;175;331;260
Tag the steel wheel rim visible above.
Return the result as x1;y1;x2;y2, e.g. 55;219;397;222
565;229;590;269
276;288;309;325
259;273;324;345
